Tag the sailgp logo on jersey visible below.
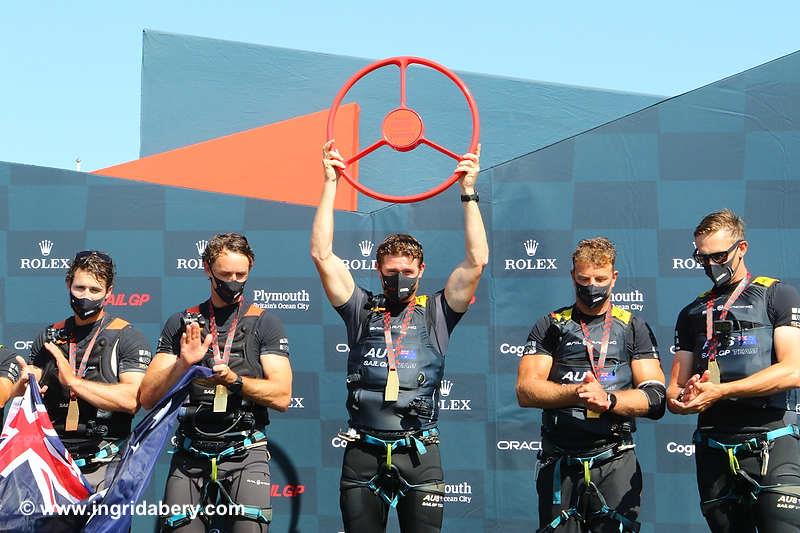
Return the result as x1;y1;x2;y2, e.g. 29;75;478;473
504;238;558;271
176;241;207;270
19;240;70;270
343;240;377;270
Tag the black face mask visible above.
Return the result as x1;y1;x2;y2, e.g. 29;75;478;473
575;282;611;309
381;273;419;304
703;253;740;288
70;293;105;320
212;274;246;304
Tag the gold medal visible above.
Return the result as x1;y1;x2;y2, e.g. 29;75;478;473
384;369;400;402
213;384;229;413
707;359;721;384
65;398;80;431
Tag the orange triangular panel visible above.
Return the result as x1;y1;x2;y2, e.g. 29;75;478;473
95;104;360;211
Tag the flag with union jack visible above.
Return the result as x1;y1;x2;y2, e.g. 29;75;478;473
0;374;93;532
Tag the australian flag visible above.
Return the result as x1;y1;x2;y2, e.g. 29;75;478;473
83;365;211;532
0;374;93;532
0;366;212;532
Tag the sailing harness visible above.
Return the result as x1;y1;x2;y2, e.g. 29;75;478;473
338;427;444;508
537;442;640;533
161;428;272;529
693;424;800;513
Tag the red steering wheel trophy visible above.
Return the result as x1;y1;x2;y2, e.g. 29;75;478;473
326;56;480;204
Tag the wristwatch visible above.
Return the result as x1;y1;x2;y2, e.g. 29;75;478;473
460;193;479;203
228;375;244;394
607;392;618;413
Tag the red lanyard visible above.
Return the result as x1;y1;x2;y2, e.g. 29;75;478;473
382;299;417;372
579;307;614;378
67;316;106;400
705;273;751;362
208;300;243;366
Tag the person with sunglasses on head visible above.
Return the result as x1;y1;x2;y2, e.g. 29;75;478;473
9;250;153;490
139;232;292;533
517;237;665;533
668;209;800;532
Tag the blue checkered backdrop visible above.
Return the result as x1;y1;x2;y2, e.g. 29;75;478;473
3;37;800;531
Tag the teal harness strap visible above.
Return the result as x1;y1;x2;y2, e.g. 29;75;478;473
74;438;127;468
538;445;640;533
694;424;800;509
340;428;440;508
360;428;436;459
162;430;272;530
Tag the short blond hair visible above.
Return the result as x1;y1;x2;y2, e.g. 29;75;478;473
376;234;424;266
572;237;616;268
694;209;745;241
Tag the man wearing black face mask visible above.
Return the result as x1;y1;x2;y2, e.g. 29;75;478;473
140;232;292;532
15;251;152;490
517;237;665;533
312;142;488;532
668;209;800;532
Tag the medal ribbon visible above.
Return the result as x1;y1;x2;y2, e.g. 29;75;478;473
208;300;243;366
579;307;614;379
382;299;417;373
705;273;751;362
67;315;106;400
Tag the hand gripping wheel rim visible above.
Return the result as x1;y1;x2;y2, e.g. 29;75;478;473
326;56;480;204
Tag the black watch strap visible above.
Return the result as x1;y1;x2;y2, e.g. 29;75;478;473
607;392;618;413
460;193;479;203
229;375;244;394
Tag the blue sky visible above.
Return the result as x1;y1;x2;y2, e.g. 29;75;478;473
2;1;799;171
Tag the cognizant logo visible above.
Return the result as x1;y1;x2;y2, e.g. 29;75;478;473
498;343;526;357
666;442;695;456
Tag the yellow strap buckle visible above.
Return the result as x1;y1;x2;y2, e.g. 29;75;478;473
211;457;218;481
386;444;393;468
727;448;740;474
583;460;591;485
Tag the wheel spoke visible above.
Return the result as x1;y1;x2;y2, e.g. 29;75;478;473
346;139;387;164
420;137;461;161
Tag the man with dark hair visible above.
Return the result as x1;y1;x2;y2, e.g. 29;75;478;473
311;142;488;532
140;232;292;532
13;250;152;490
668;209;800;532
517;237;665;533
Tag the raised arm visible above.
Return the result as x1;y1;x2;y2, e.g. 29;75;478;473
139;322;212;410
310;141;356;307
444;145;489;312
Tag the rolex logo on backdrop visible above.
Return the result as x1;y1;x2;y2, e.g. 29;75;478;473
504;237;558;271
19;239;71;270
438;379;471;411
343;239;378;271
